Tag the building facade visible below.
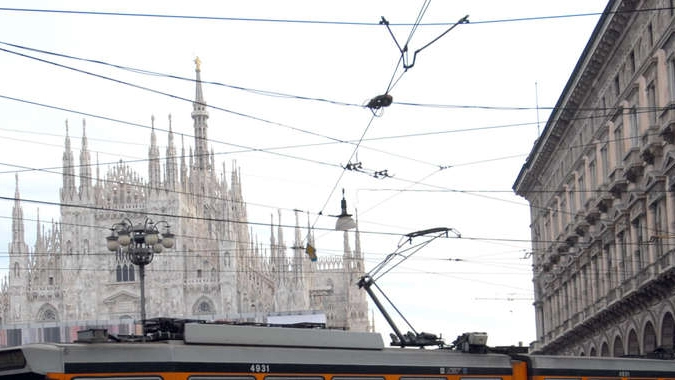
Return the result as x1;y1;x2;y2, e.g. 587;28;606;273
514;0;675;356
0;61;370;345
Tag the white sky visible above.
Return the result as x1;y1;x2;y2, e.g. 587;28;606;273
0;1;607;347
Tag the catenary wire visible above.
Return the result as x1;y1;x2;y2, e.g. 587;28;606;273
0;47;447;170
0;7;668;26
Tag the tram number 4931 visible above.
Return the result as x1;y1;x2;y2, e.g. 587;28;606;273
618;371;631;377
250;364;271;373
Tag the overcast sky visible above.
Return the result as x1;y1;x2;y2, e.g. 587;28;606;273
0;1;607;346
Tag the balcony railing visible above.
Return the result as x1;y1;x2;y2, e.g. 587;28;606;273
640;125;663;165
608;167;627;196
623;148;643;183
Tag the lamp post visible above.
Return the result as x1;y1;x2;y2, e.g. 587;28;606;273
105;217;175;336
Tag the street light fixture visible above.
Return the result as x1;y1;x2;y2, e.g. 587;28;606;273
105;217;175;337
334;189;356;231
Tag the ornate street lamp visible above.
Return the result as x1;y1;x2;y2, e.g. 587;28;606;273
105;217;175;337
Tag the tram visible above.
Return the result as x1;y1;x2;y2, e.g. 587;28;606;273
1;319;675;380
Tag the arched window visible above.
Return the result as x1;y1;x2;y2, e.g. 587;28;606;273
37;304;58;322
116;265;122;282
43;309;56;320
199;301;211;313
661;313;675;349
628;329;639;356
613;336;624;357
643;321;657;354
601;342;610;357
122;265;129;282
128;265;135;281
193;297;215;315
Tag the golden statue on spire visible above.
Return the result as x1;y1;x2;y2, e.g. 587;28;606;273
195;56;202;71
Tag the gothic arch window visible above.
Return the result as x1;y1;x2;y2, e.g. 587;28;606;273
116;265;135;282
643;321;657;354
193;297;215;315
662;312;675;349
601;342;610;357
627;329;640;356
589;347;596;357
613;336;624;357
37;304;58;322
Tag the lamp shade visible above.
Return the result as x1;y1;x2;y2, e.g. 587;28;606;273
106;235;120;252
144;231;159;246
336;215;357;231
161;232;175;248
118;231;132;246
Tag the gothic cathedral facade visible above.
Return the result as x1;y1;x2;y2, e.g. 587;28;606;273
1;62;370;342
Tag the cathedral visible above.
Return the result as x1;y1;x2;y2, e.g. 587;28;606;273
0;60;370;344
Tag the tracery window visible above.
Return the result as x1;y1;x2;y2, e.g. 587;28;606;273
37;304;58;322
193;297;215;315
199;301;211;313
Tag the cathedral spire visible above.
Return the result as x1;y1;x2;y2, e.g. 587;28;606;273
79;119;92;199
270;214;276;250
11;174;25;245
277;210;285;255
293;210;304;277
194;56;204;105
306;212;314;249
35;208;45;255
354;210;363;272
165;114;178;191
148;115;161;192
191;57;210;171
96;152;100;187
180;134;187;190
61;120;76;201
